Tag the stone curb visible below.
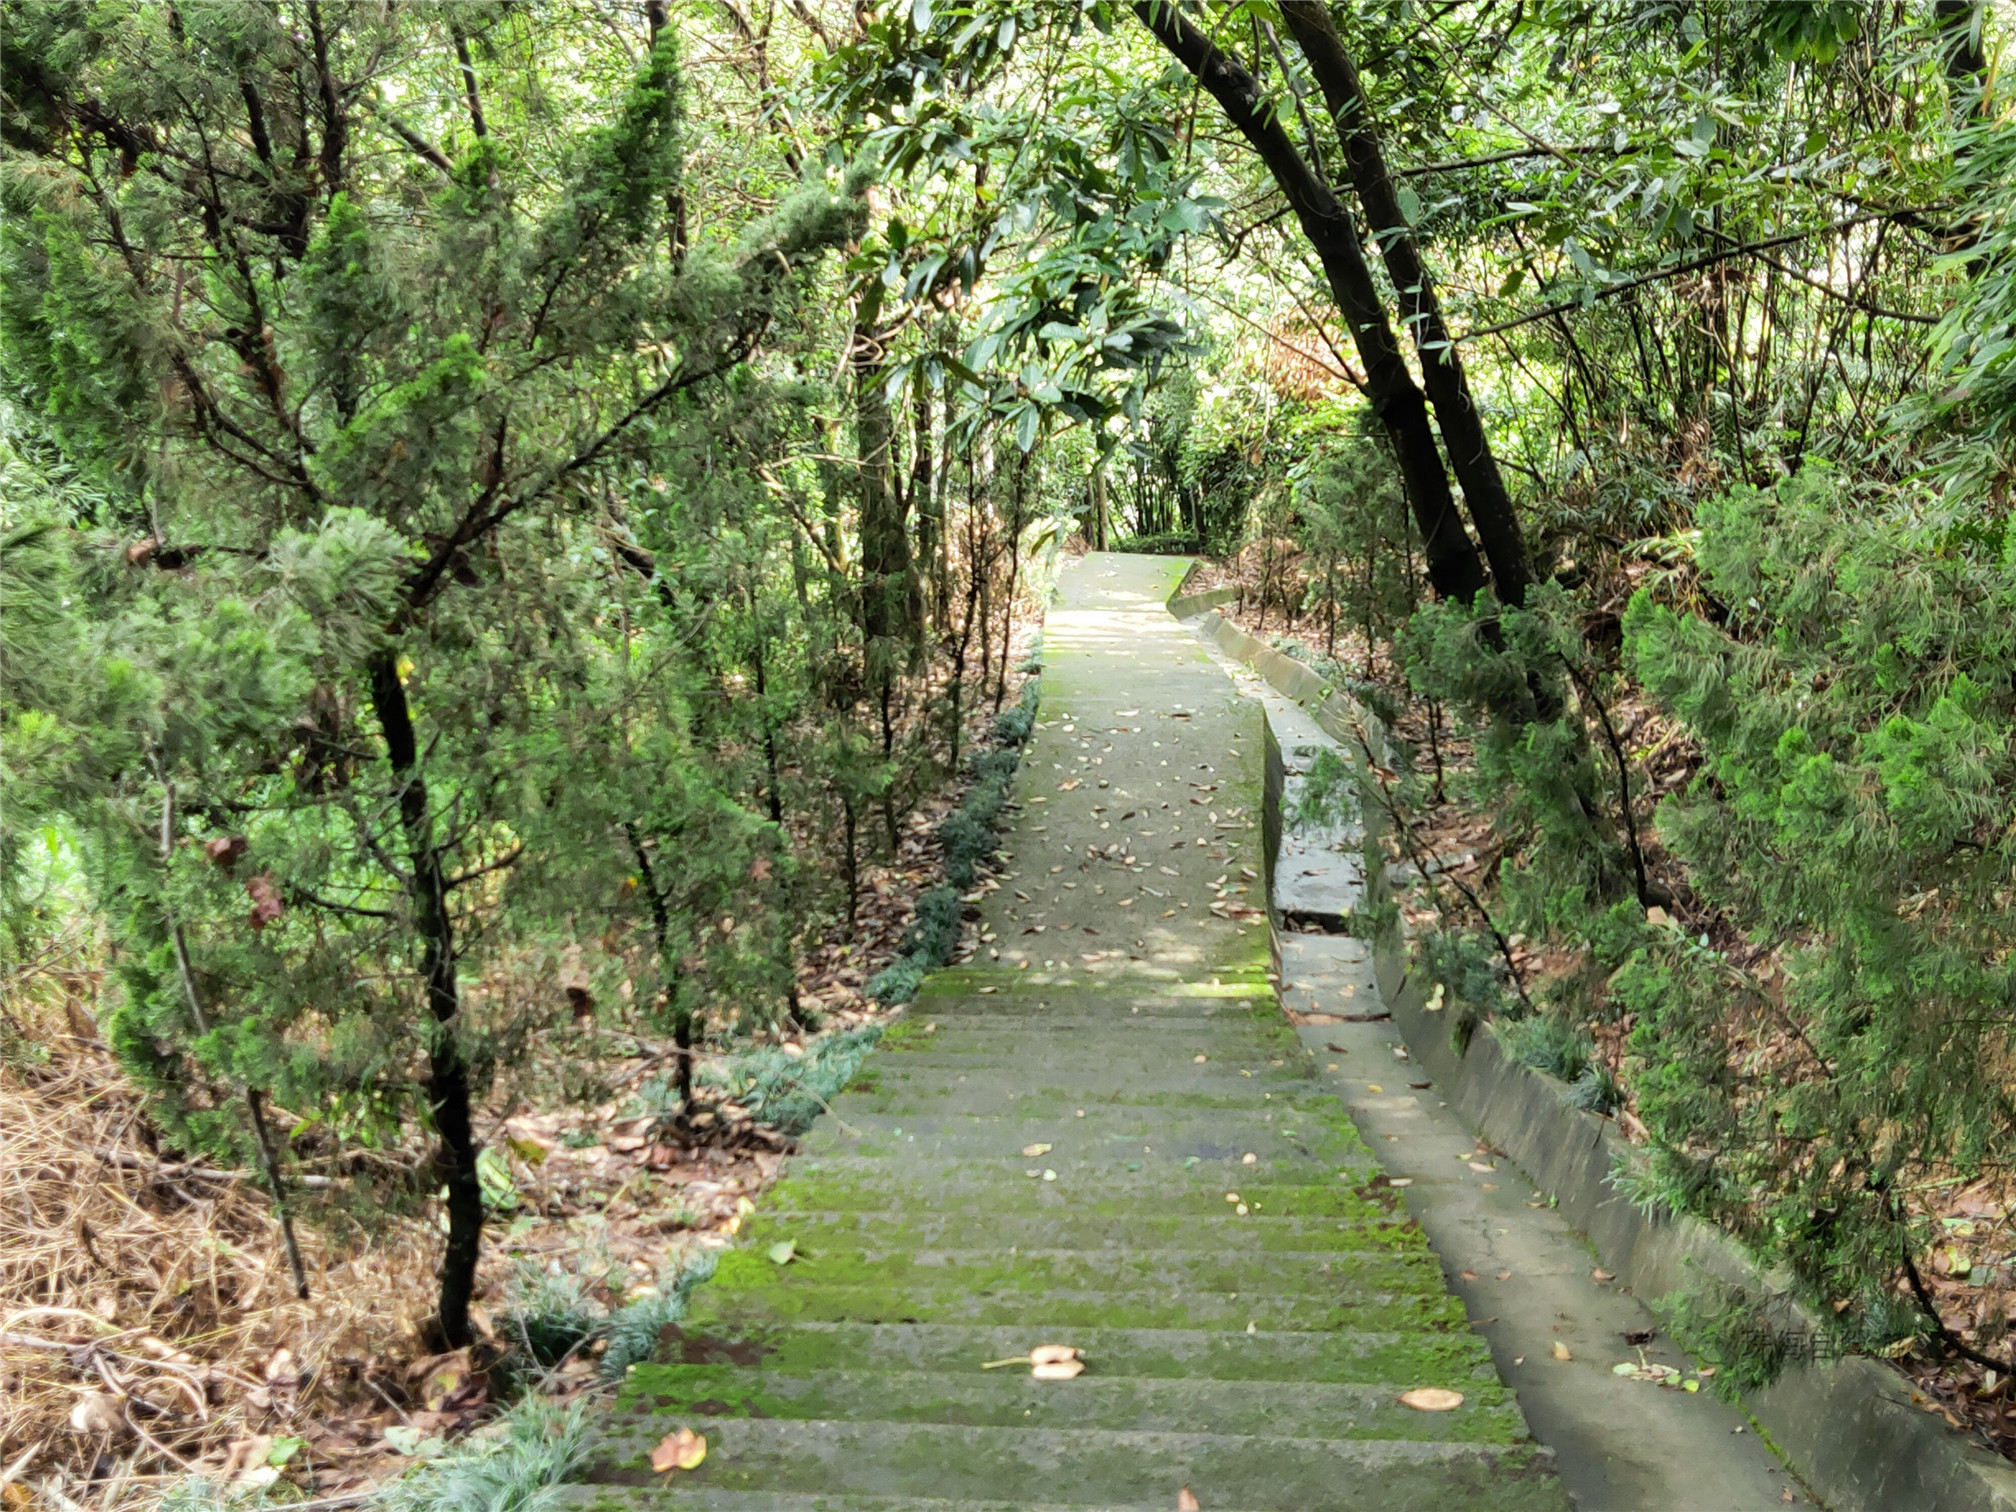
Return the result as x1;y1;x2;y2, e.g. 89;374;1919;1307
1166;584;1239;619
1191;605;2016;1512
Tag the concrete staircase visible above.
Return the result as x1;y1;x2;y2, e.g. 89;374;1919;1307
570;555;1565;1510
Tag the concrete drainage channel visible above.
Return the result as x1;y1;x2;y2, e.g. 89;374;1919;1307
1185;596;2016;1512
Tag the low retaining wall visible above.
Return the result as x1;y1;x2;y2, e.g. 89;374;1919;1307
1194;605;2016;1512
1166;583;1239;620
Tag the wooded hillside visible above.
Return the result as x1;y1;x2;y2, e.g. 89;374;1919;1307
3;0;2013;1503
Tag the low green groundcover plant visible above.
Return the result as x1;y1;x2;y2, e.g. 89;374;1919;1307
869;677;1041;1004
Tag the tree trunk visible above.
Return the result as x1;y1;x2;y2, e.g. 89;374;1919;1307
912;387;944;630
154;766;310;1301
367;650;483;1350
1133;2;1486;604
626;825;695;1114
839;790;859;938
751;630;785;827
994;451;1024;712
854;336;919;660
1280;2;1532;605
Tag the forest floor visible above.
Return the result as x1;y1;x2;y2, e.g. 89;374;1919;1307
0;631;1039;1507
1213;567;2016;1467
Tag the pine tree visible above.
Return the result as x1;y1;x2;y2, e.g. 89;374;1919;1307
2;1;860;1344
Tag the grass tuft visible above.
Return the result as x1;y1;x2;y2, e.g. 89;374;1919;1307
371;1395;591;1511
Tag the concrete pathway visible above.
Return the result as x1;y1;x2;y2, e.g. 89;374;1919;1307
1191;611;1807;1509
574;555;1565;1509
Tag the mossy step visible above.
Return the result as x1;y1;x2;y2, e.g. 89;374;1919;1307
766;1168;1392;1218
831;1085;1338;1124
682;1276;1465;1333
696;1243;1443;1306
881;1012;1285;1040
737;1208;1413;1254
911;993;1276;1020
561;1490;1263;1512
828;1080;1367;1116
837;1068;1323;1111
906;977;1275;997
870;1038;1308;1071
868;1019;1300;1050
824;1087;1370;1126
798;1116;1367;1166
657;1320;1491;1384
577;1418;1565;1510
841;1058;1317;1094
615;1365;1525;1443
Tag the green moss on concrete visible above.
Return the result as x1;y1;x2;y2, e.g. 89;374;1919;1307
616;1364;1528;1444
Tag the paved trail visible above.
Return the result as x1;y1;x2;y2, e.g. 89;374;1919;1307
574;555;1565;1509
1198;633;1798;1509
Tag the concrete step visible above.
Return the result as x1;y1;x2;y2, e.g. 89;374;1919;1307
837;1069;1324;1115
696;1242;1444;1305
796;1109;1369;1165
845;1055;1317;1094
683;1275;1464;1334
767;1166;1389;1219
873;1024;1308;1063
911;989;1276;1021
656;1320;1496;1385
578;1417;1562;1510
736;1208;1410;1254
561;1491;1263;1512
615;1364;1523;1442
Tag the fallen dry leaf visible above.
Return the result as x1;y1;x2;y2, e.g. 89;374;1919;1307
1613;1360;1683;1387
1552;1341;1573;1361
1398;1387;1465;1411
1029;1345;1082;1365
1178;1488;1201;1511
1591;1268;1615;1283
68;1392;123;1435
1021;1143;1053;1158
649;1426;708;1474
1032;1358;1085;1380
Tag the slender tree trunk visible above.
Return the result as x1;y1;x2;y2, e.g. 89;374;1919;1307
751;631;785;827
856;334;915;854
1280;1;1532;604
877;688;900;855
948;456;984;772
976;523;994;709
153;765;310;1301
1325;549;1338;661
367;651;483;1349
994;453;1024;713
626;825;694;1115
855;334;918;660
912;387;943;630
1134;2;1486;604
839;791;859;938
